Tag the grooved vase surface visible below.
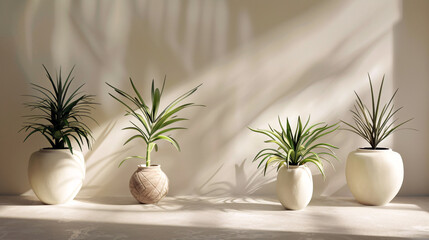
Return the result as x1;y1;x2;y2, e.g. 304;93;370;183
129;165;169;204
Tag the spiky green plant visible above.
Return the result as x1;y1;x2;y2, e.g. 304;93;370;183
21;65;96;154
107;77;202;167
249;116;339;178
341;74;412;149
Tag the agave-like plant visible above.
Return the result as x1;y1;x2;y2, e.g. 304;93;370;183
249;116;339;177
107;77;202;167
341;74;412;149
21;65;97;154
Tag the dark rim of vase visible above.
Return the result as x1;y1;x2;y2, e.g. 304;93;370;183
138;164;160;168
42;147;69;150
359;147;390;150
42;148;68;150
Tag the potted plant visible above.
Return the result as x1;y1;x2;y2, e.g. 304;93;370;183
341;74;412;206
107;78;202;204
249;116;339;210
21;65;96;204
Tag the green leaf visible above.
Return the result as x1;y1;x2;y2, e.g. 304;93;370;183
118;155;145;168
151;127;186;140
151;103;195;134
341;74;412;148
151;88;161;120
108;77;202;164
264;156;282;175
155;83;202;122
249;116;338;177
124;134;148;145
301;158;325;179
22;65;96;153
153;135;181;151
63;135;73;155
129;78;147;108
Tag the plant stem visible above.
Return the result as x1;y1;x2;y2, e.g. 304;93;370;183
146;144;151;167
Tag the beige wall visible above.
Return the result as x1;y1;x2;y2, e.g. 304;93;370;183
393;0;429;195
0;0;427;197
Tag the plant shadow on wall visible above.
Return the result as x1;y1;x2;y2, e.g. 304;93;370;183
80;120;134;197
53;0;402;198
177;20;398;197
195;160;277;196
46;0;328;124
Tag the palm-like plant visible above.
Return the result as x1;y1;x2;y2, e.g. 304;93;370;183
107;78;202;167
21;65;96;154
249;116;339;178
341;74;412;149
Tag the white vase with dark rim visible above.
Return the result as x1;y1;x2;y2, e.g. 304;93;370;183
346;147;404;206
276;165;313;210
28;148;85;204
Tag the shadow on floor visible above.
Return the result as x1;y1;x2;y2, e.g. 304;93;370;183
309;197;429;213
0;217;416;240
77;196;139;205
308;197;362;207
0;196;44;206
73;196;284;212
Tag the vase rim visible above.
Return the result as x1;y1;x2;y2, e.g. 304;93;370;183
137;164;161;169
357;147;392;152
39;148;79;152
286;164;307;169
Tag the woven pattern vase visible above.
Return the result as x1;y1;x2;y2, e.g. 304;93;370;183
129;165;169;204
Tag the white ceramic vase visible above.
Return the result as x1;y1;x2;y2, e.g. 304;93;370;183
28;149;85;204
276;165;313;210
346;148;403;206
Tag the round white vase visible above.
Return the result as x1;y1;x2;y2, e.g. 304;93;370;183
28;149;85;204
276;165;313;210
346;148;403;206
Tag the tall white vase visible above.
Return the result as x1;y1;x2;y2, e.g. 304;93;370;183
346;148;403;206
276;165;313;210
28;149;85;204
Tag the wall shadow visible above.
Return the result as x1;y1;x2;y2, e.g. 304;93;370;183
0;0;415;199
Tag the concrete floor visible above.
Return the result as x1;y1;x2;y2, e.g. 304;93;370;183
0;196;428;240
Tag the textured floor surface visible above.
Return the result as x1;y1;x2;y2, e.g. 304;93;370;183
0;196;428;240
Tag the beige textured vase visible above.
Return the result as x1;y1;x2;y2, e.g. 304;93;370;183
28;149;85;204
346;148;404;206
276;165;313;210
129;165;169;204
